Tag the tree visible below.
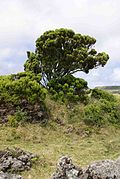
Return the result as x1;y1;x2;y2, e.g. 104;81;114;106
24;28;109;86
48;74;89;102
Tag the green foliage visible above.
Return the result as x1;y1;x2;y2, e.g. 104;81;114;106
8;115;17;127
0;72;47;105
91;88;116;102
84;99;120;127
24;28;109;84
24;52;41;74
48;75;89;103
8;109;28;127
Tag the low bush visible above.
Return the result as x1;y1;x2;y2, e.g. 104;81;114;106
84;99;120;127
48;75;90;103
91;88;116;102
0;72;47;105
8;109;29;127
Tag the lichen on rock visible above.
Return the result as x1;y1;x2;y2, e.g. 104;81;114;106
0;148;39;179
52;156;120;179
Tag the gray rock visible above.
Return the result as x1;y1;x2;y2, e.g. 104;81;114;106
0;172;22;179
52;156;120;179
0;148;38;173
0;148;39;179
11;159;24;172
0;158;12;172
18;155;28;163
85;159;120;179
52;156;83;179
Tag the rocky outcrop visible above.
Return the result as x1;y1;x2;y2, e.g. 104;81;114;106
52;156;83;179
85;158;120;178
52;156;120;179
0;148;39;179
0;101;48;124
0;172;22;179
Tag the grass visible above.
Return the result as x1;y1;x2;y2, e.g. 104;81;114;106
1;96;120;178
0;122;120;179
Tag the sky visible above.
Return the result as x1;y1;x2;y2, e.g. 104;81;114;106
0;0;120;88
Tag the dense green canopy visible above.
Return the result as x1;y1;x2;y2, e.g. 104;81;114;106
0;72;46;105
48;74;89;102
24;28;109;85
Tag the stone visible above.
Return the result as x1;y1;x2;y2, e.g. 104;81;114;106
0;148;39;179
85;159;120;179
52;156;83;179
52;156;120;179
18;155;28;163
11;159;24;171
0;171;22;179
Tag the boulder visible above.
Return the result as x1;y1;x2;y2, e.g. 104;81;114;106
85;158;120;179
0;148;39;179
52;156;120;179
52;156;83;179
0;148;38;173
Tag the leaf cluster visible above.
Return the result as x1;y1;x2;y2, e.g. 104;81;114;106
84;89;120;127
91;88;116;102
0;72;47;105
24;28;109;85
48;75;89;103
8;109;29;127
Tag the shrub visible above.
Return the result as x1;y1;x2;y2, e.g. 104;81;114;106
8;109;29;127
48;75;89;103
84;99;120;127
91;88;116;102
84;102;104;127
0;72;47;105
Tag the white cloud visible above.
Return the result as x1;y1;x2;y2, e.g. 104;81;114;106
0;0;120;86
111;68;120;82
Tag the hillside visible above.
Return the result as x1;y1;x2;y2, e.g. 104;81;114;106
0;96;120;178
0;51;120;177
1;123;120;178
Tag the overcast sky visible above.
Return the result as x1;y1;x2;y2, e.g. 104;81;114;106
0;0;120;87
